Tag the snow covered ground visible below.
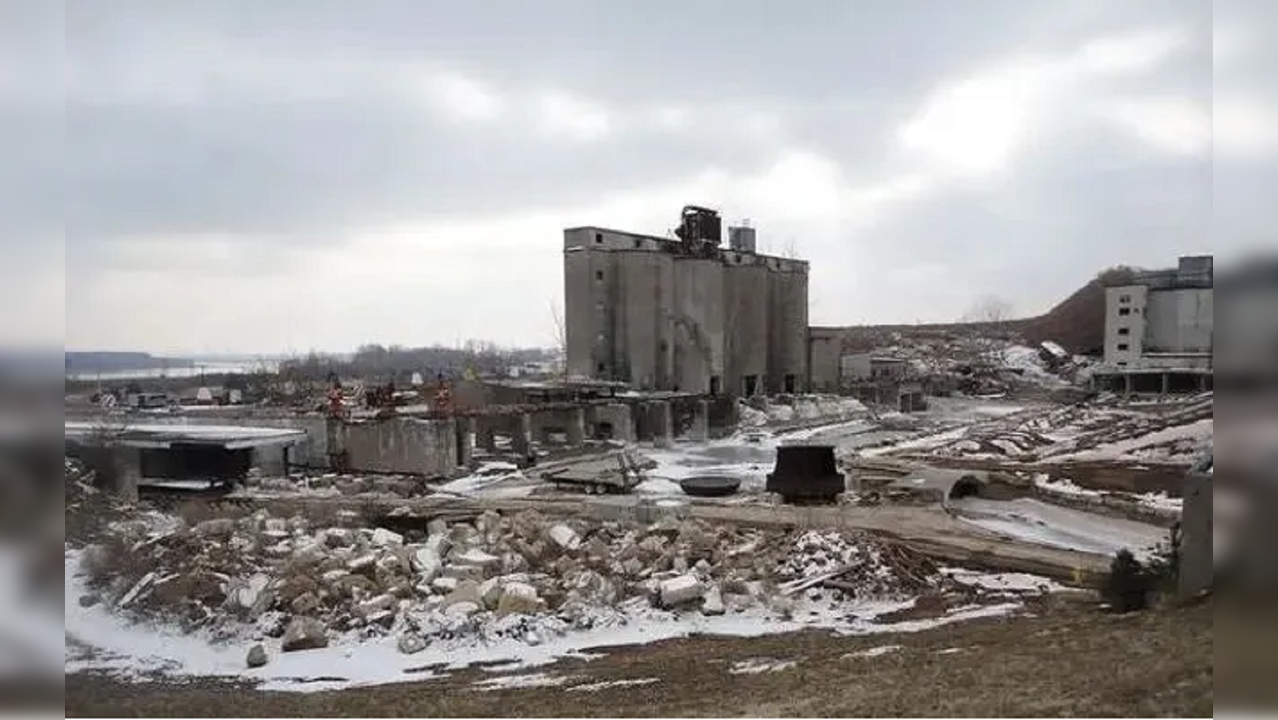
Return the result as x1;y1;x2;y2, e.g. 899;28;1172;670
948;498;1169;559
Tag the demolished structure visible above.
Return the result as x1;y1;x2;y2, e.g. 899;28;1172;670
564;207;808;396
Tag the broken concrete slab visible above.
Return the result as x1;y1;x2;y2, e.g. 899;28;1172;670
281;617;328;652
659;575;704;608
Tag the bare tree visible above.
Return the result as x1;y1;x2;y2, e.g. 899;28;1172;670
962;294;1014;325
549;300;568;378
781;237;801;260
959;294;1016;365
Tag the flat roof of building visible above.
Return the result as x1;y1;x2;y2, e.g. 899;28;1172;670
64;421;306;450
565;225;809;267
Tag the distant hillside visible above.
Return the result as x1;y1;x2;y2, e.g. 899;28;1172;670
1019;267;1137;355
64;351;195;373
818;266;1139;356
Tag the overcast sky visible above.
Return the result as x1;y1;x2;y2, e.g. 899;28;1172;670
17;1;1278;354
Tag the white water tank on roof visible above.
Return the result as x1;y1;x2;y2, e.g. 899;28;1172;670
729;226;757;253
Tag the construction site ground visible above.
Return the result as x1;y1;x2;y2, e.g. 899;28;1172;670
232;491;1116;585
65;596;1213;718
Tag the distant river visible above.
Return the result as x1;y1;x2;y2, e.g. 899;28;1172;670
65;359;280;381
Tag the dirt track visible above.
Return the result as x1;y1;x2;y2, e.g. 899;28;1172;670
65;598;1213;718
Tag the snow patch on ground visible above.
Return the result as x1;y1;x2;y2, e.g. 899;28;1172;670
1033;474;1102;500
940;568;1066;593
1137;492;1183;514
568;677;660;692
950;498;1166;558
842;644;902;659
436;462;531;497
473;672;570;691
729;657;798;675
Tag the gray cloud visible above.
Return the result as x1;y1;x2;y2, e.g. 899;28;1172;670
59;0;1213;352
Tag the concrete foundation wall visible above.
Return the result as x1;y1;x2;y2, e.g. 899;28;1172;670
1145;288;1213;353
337;417;457;477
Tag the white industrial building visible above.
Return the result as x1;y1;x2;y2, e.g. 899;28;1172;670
1098;255;1213;393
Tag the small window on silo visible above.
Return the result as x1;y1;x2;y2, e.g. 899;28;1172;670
595;270;604;282
633;238;642;249
595;232;603;244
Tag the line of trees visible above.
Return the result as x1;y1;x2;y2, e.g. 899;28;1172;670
278;342;557;383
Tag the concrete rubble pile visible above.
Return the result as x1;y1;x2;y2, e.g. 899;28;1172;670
74;503;1026;667
239;472;428;499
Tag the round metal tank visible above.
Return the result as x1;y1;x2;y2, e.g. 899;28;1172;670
679;475;742;498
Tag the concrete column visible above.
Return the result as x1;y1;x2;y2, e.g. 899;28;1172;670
326;416;346;470
689;400;709;442
651;401;673;445
254;447;287;477
511;413;533;456
477;422;497;453
455;417;476;467
1161;373;1170;396
536;414;555;444
111;447;140;503
1177;472;1212;600
1123;374;1133;395
605;403;635;442
566;407;586;446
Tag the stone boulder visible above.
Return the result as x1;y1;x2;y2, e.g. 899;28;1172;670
547;524;581;552
701;584;725;616
193;518;237;539
397;633;427;655
281;617;328;652
412;547;443;581
658;574;704;608
370;527;404;548
246;643;269;668
496;582;542;617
